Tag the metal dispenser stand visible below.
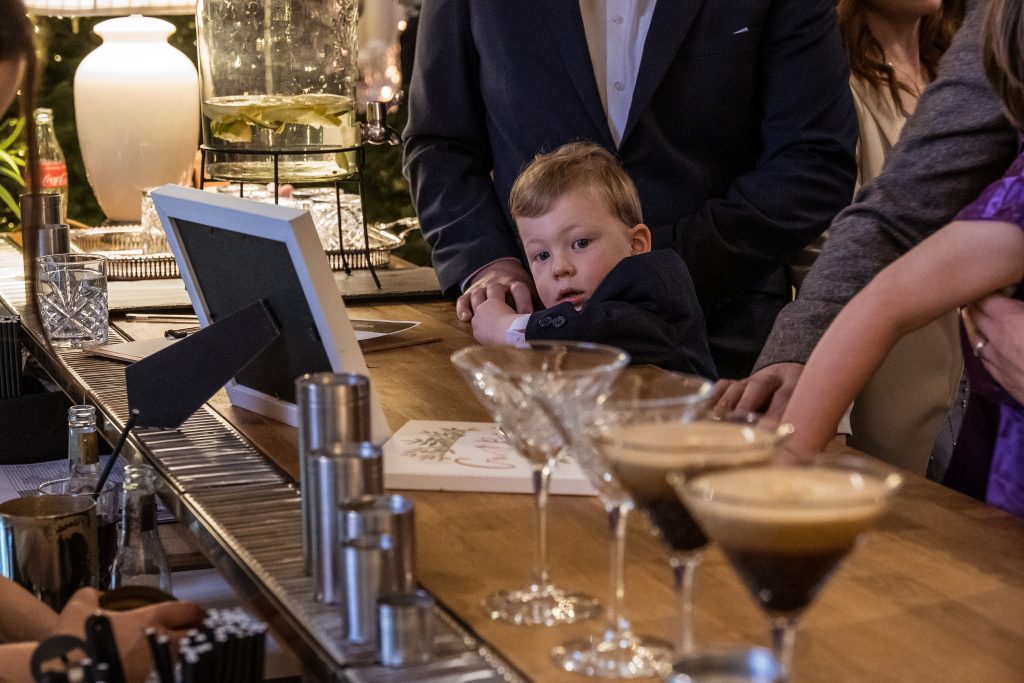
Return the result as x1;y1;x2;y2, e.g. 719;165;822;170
198;100;403;288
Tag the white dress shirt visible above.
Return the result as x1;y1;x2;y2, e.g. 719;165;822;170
579;0;657;147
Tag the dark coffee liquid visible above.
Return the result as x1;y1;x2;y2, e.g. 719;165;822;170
643;496;707;552
97;517;117;590
49;531;95;611
722;546;849;614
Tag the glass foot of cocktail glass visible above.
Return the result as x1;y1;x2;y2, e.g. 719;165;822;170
550;368;712;678
665;647;782;683
552;628;674;679
482;586;599;626
673;457;903;680
602;415;792;658
451;342;628;626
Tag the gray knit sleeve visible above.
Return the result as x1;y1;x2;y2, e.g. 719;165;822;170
755;0;1018;370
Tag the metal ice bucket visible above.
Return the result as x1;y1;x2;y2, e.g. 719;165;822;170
0;494;99;610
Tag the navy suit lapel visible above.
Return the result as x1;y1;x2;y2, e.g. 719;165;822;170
621;0;707;145
541;1;615;148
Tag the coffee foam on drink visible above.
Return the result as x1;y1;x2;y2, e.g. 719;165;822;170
601;421;777;468
599;421;777;500
684;467;891;553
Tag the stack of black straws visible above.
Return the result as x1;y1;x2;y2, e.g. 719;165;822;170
147;608;267;683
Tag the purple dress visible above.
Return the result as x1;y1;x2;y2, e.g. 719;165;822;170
942;152;1024;517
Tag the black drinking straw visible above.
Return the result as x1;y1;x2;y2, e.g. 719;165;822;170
93;409;140;500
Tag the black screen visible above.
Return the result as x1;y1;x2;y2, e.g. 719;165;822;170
176;219;332;403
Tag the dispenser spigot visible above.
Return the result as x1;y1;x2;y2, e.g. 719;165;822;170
362;97;403;146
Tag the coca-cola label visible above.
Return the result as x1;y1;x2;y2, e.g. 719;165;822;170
39;160;68;190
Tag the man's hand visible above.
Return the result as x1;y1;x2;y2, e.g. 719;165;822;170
711;362;805;421
471;298;520;345
964;294;1024;404
456;260;535;322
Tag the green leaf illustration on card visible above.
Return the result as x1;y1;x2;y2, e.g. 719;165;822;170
403;426;480;462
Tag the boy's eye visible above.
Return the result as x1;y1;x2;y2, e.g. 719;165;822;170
573;238;590;249
533;251;550;262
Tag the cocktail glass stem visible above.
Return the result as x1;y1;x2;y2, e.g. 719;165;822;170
770;615;799;682
668;550;701;657
604;501;631;637
531;462;553;589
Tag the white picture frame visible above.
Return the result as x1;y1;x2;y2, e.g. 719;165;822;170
151;184;391;442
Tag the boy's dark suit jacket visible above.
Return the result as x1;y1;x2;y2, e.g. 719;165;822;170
525;250;717;380
404;0;857;378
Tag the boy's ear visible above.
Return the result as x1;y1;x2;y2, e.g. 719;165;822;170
628;224;652;254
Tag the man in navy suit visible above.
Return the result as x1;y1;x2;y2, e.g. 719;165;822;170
404;0;857;378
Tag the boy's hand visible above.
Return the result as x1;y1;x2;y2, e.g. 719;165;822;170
471;298;520;345
457;260;535;322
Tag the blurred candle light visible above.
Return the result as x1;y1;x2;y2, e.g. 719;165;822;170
358;0;404;107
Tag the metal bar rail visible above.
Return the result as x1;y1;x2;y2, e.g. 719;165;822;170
0;240;522;682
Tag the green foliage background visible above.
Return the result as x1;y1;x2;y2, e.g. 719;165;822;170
0;15;428;265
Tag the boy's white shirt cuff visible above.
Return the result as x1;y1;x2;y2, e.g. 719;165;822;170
505;314;530;345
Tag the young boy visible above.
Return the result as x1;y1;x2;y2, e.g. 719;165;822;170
471;142;717;379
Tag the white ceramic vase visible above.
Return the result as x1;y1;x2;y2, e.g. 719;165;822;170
74;15;199;223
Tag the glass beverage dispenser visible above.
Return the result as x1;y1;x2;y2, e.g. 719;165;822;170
196;0;360;183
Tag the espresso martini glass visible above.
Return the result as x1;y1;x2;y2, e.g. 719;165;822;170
673;457;903;680
549;367;713;678
451;342;628;626
599;414;792;658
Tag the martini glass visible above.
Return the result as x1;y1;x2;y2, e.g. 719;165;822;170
451;342;628;626
549;367;713;678
598;414;792;658
673;457;903;680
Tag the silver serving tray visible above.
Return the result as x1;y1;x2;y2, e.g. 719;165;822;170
68;218;417;281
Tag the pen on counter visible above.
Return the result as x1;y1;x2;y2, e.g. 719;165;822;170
164;325;201;339
125;313;199;323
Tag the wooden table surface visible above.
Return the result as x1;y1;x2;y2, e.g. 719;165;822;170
119;300;1024;682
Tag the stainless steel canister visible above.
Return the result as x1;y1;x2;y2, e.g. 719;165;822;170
296;372;371;575
19;192;63;228
19;192;66;276
378;590;435;668
340;535;387;645
339;494;416;595
339;494;416;645
0;494;98;611
312;442;383;604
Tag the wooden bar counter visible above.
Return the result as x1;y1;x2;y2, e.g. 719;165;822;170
123;299;1024;683
3;229;1022;683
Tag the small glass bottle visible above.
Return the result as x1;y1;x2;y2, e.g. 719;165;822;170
33;108;69;218
111;464;171;592
68;405;101;494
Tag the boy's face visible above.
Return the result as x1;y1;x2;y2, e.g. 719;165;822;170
517;186;651;309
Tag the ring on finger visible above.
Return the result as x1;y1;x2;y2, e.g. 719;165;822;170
973;336;988;358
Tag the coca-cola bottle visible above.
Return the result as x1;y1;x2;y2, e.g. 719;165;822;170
33;108;69;218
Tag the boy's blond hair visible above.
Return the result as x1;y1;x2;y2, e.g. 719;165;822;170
509;142;643;227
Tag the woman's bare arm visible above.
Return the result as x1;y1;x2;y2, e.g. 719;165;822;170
783;219;1024;455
